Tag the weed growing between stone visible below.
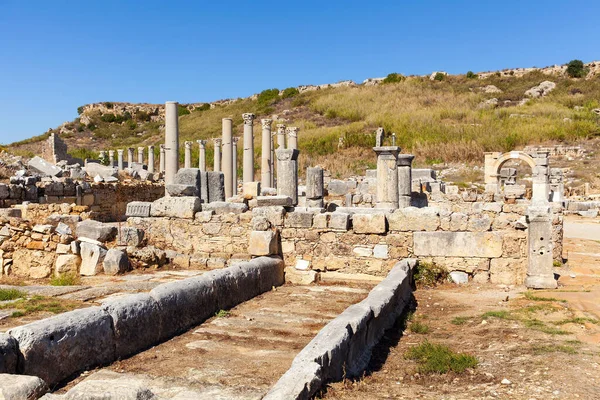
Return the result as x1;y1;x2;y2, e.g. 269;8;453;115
413;262;449;288
0;288;25;301
404;341;478;374
523;291;566;302
0;295;82;318
50;274;80;286
409;320;431;334
215;310;230;318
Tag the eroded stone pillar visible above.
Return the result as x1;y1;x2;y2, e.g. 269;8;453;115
276;148;299;205
222;118;233;198
276;124;286;149
184;141;193;168
232;137;239;195
117;149;124;171
532;152;550;204
137;147;144;164
165;101;179;187
127;148;135;168
397;154;415;208
373;146;400;209
525;205;557;289
306;166;324;207
213;138;222;172
286;127;298;150
270;132;276;187
197;140;207;172
108;150;115;167
484;152;501;194
242;113;255;184
147;146;155;173
159;145;166;173
261;119;273;189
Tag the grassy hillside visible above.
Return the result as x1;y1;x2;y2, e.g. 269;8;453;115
6;69;600;178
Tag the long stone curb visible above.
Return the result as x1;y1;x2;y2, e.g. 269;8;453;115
3;256;284;387
263;258;416;400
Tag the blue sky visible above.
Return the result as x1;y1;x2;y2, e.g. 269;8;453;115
0;1;598;144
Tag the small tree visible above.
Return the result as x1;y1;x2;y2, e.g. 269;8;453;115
281;87;300;98
383;72;405;84
566;59;586;78
434;72;446;81
466;71;478;79
77;106;84;115
178;105;191;116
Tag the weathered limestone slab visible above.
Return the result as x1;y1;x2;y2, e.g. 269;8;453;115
202;201;248;215
83;163;118;179
0;208;22;218
55;254;81;276
28;156;62;177
80;242;107;276
285;267;319;285
352;214;387;234
150;197;201;219
76;219;118;242
125;201;151;217
12;249;55;279
207;171;225;203
117;227;145;247
252;206;286;226
414;232;503;258
0;334;18;374
329;213;350;231
327;180;349;196
165;183;198;197
103;248;130;275
248;231;280;256
243;181;261;198
0;374;48;399
387;207;440;231
174;168;201;188
256;195;292;207
8;307;116;386
285;212;314;228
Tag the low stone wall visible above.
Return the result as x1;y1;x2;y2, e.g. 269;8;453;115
264;259;415;400
4;257;284;386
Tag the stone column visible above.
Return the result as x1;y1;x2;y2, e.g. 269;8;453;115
276;149;300;205
108;150;115;167
164;101;179;187
525;205;557;289
373;146;400;209
531;152;550;204
117;149;124;171
276;124;286;149
261;119;273;189
159;144;166;173
137;147;144;164
270;132;276;187
147;146;155;173
213;138;222;172
306;166;324;207
184;141;193;168
232;137;239;195
222;118;233;198
484;152;501;194
127;148;135;168
197;140;207;172
99;150;106;161
397;154;415;208
242;113;255;183
286;127;298;150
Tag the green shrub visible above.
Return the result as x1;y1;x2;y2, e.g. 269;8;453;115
104;102;114;109
413;262;448;287
451;316;470;325
50;274;80;286
69;148;96;161
136;111;152;122
0;288;26;301
257;88;280;107
405;341;478;374
194;103;211;112
100;113;117;123
77;106;84;115
282;87;300;98
434;72;446;81
383;73;405;84
178;105;191;116
566;59;586;78
466;71;478;79
409;321;431;334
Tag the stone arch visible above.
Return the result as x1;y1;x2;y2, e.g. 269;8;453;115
492;151;537;174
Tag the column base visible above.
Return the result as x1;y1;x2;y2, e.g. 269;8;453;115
375;202;398;209
525;274;557;289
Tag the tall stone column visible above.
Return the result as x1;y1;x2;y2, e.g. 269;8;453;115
242;113;255;183
184;141;193;168
197;140;207;171
373;146;400;209
232;137;239;195
525;205;557;289
159;145;166;173
137;147;144;164
222;118;233;198
306;166;324;207
127;148;135;167
276;124;286;149
261;119;273;189
213;138;222;172
276;148;300;205
397;154;415;208
531;152;550;204
270;132;275;187
164;101;179;187
286;127;299;150
117;149;124;170
147;146;155;173
108;150;115;167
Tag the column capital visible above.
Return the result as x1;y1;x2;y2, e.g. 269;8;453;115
148;145;154;150
159;144;165;151
397;154;414;166
128;147;135;152
184;141;193;149
242;113;256;125
197;139;207;148
276;124;286;133
117;149;124;154
108;150;115;155
137;146;144;151
232;137;239;143
213;138;222;146
261;119;273;129
286;127;299;137
275;148;299;161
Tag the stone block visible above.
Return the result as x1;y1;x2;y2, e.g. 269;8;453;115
0;208;21;218
285;267;320;285
313;213;328;229
0;374;48;399
413;232;503;258
353;246;372;257
150;196;201;219
252;215;271;231
12;249;55;279
83;163;118;179
8;307;116;386
328;213;350;231
285;212;314;228
117;227;144;247
28;156;62;177
387;207;440;231
352;214;386;234
252;206;285;226
256;195;292;207
202;201;249;215
243;181;261;198
373;244;389;259
207;171;225;203
327;180;349;196
55;254;81;276
0;184;9;200
165;184;198;197
490;258;526;285
76;220;117;242
467;214;492;232
79;242;107;276
248;230;280;256
103;248;130;275
0;333;18;374
126;201;152;218
174;168;201;187
449;271;469;284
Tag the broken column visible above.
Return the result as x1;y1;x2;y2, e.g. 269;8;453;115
164;101;179;187
117;149;124;171
127;148;134;167
286;127;298;150
184;141;193;168
373;146;400;209
525;205;557;289
306;166;324;207
242;113;255;183
213;138;222;172
232;137;239;195
549;168;564;203
108;150;115;167
159;144;166;173
276;124;286;149
531;152;550;204
276;148;300;205
397;154;414;208
222;118;233;198
197;140;207;172
261;119;273;189
147;145;155;173
137;147;144;164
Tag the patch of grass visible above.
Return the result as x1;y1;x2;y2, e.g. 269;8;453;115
0;295;81;317
524;291;566;302
413;262;449;287
523;319;569;335
481;310;516;320
409;321;431;334
532;344;577;355
50;274;80;286
0;288;26;301
555;317;599;325
405;341;478;374
451;316;471;325
215;309;230;318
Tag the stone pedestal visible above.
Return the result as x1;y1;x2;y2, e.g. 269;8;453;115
276;124;286;149
127;148;135;168
397;154;414;208
276;149;300;205
213;138;222;172
525;206;557;289
108;150;115;167
165;101;179;187
117;150;124;171
159;145;166;173
197;140;207;172
222;118;233;198
147;146;155;173
286;127;298;150
306;166;324;207
242;113;255;183
261;119;273;189
232;137;239;195
184;141;192;169
373;146;400;209
137;147;144;164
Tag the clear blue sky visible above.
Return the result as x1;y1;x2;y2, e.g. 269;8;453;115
0;1;598;144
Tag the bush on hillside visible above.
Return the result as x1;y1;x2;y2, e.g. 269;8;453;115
104;102;114;109
282;87;300;98
566;59;587;78
178;105;191;116
77;106;84;115
257;88;280;107
383;73;405;84
434;72;446;81
466;71;478;79
194;103;211;112
136;111;152;122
